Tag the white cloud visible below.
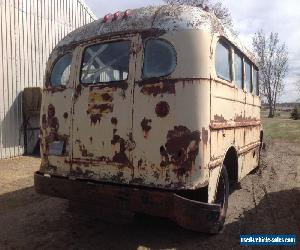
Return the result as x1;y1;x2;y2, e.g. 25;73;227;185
223;0;300;102
84;0;300;102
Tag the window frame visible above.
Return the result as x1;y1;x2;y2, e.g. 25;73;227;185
244;59;253;93
252;66;259;96
79;39;131;85
48;52;73;87
142;38;177;80
215;39;233;82
233;50;244;89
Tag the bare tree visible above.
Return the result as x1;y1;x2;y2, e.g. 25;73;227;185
252;30;288;118
163;0;235;33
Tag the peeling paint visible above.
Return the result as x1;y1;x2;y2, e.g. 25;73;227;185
140;81;176;97
161;126;201;177
155;101;170;117
141;118;152;138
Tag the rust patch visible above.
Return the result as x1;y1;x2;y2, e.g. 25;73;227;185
89;91;114;102
88;82;127;91
45;104;59;138
213;114;226;122
140;29;166;40
155;101;170;117
234;115;257;123
48;104;55;118
202;127;209;145
141;118;152;138
138;159;143;168
87;103;114;125
41;104;70;159
140;81;176;97
101;93;113;102
90;114;102;125
74;84;82;100
111;135;130;164
42;114;47;129
111;117;118;126
161;126;201;176
111;171;124;183
79;144;94;157
160;146;169;167
211;114;261;130
43;86;67;94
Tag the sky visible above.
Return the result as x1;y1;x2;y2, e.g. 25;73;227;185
84;0;300;102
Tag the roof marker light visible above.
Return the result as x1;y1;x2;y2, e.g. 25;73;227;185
113;12;120;21
103;14;110;23
124;9;130;18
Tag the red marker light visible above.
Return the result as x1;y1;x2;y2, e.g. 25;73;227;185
124;9;130;18
113;12;120;21
103;14;110;23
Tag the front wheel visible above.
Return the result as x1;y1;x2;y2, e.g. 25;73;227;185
214;164;229;232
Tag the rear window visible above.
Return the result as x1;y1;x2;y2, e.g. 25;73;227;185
143;39;177;78
80;41;130;84
215;42;232;81
50;53;72;86
245;61;252;92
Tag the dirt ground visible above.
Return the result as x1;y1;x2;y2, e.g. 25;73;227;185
0;140;299;250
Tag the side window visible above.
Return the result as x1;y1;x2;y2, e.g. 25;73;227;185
245;61;252;92
143;39;177;78
253;68;259;95
81;41;130;84
215;41;232;81
234;52;243;89
50;53;72;86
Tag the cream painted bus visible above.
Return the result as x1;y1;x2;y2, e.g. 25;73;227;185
35;5;262;233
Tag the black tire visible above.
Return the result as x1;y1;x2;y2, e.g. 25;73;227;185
214;164;229;232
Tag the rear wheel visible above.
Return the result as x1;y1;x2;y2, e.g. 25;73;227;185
214;165;229;231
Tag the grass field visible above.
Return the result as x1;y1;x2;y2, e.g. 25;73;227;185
261;110;300;143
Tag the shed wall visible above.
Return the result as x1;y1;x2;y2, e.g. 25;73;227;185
0;0;96;159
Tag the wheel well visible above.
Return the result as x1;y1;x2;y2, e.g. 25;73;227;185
260;130;264;143
223;147;238;185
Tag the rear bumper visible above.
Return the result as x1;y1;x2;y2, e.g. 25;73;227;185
34;171;221;233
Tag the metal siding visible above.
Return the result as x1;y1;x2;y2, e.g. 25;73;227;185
0;0;96;158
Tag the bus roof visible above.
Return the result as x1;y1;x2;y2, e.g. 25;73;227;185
56;4;256;64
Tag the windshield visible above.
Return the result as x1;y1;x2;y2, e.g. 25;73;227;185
80;40;130;84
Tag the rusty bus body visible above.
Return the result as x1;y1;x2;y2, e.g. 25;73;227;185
34;5;262;233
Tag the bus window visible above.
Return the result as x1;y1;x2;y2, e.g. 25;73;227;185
215;41;232;81
50;53;72;86
253;68;259;95
245;61;252;92
143;39;177;78
81;41;130;84
234;52;243;89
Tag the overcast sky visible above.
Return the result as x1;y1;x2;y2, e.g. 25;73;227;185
85;0;300;102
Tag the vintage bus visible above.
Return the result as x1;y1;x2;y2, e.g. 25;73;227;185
35;5;262;233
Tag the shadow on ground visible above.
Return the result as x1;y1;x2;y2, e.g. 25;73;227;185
0;187;299;249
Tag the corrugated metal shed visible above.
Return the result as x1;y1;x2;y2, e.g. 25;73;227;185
0;0;96;159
